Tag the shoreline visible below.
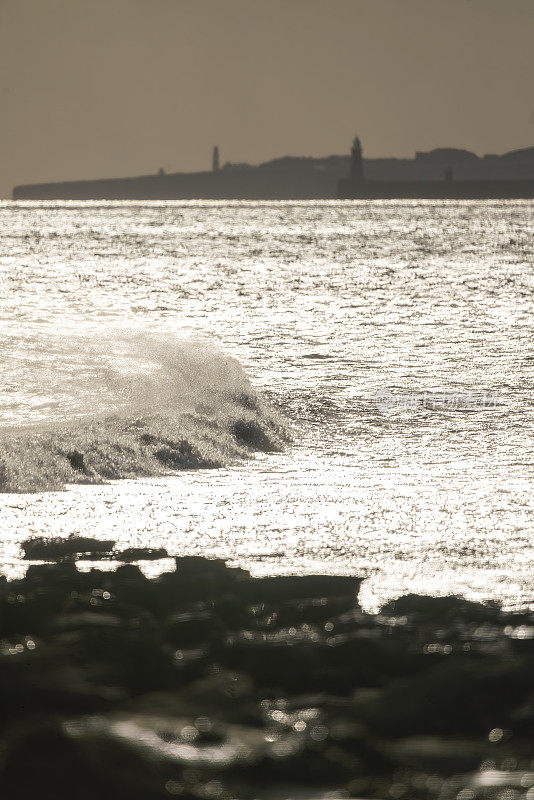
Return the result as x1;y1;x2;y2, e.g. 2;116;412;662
1;555;532;798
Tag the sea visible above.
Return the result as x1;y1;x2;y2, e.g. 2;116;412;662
0;199;533;612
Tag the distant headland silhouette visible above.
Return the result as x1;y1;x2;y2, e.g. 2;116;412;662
13;138;534;200
337;136;534;199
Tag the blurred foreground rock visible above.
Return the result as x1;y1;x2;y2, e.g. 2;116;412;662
0;556;533;799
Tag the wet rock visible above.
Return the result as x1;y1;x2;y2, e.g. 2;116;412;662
174;556;231;577
1;723;116;800
65;711;266;769
383;735;498;774
381;593;503;625
24;560;81;582
0;562;83;636
149;671;257;723
510;690;534;736
115;547;169;562
106;564;155;613
0;555;532;799
164;609;224;648
240;575;362;604
47;612;122;632
155;557;248;606
22;535;116;561
356;657;534;737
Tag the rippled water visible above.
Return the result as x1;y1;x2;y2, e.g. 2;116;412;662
1;200;533;610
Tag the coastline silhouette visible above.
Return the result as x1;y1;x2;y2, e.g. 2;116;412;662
13;138;534;200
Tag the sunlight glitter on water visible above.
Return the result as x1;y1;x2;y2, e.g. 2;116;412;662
0;200;533;610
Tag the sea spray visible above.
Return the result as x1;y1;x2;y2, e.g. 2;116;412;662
0;331;288;493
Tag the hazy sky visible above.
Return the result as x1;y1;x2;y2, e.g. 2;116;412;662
1;0;533;197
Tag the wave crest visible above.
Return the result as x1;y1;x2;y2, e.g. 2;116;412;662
0;332;287;493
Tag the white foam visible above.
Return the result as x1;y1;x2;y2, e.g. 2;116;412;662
0;330;287;492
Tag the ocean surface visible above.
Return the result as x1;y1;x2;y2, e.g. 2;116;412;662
0;199;533;611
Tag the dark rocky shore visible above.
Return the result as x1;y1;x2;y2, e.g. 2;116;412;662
0;555;533;799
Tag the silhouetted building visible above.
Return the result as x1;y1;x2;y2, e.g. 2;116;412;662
350;136;364;182
12;138;534;200
337;136;534;199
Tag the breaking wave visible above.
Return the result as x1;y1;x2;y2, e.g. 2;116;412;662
0;332;287;493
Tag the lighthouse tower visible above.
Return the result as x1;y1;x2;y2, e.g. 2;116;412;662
350;136;364;181
212;146;220;173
